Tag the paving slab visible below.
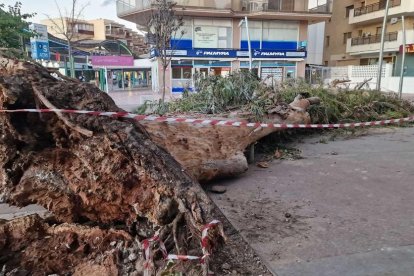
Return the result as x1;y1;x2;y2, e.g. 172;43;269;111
210;127;414;276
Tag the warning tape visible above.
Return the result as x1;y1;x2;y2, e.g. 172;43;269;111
142;220;223;275
1;108;413;129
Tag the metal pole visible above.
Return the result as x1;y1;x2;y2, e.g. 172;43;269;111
104;67;109;93
245;16;253;72
398;16;406;99
376;0;391;91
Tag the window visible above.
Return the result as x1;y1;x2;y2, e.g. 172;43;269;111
376;26;382;35
324;61;329;66
172;67;182;79
262;21;298;42
182;67;192;79
343;32;352;44
193;19;232;48
358;30;363;36
326;36;330;47
241;20;262;44
346;5;354;17
172;67;192;79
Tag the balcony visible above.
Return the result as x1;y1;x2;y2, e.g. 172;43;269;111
117;0;331;23
117;0;232;17
351;32;398;46
347;30;414;55
243;0;331;13
354;0;401;17
349;0;408;25
105;29;127;38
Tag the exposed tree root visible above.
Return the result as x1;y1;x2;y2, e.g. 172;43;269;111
0;55;272;275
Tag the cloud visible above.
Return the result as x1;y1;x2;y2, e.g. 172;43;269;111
101;0;115;6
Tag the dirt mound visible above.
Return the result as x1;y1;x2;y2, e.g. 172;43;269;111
0;55;271;275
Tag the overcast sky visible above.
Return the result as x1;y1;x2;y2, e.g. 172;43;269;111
2;0;137;30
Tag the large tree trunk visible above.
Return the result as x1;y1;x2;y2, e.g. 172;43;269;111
0;55;271;275
141;109;311;183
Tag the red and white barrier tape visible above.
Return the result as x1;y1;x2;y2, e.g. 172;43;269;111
141;220;223;275
1;108;413;129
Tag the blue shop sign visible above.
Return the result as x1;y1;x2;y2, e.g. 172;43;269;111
252;49;307;58
151;48;307;59
31;41;50;60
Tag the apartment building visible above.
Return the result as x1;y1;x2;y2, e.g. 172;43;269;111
41;18;148;56
116;0;331;93
324;0;413;75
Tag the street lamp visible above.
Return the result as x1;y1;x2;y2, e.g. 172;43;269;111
394;16;406;99
376;0;391;91
239;17;253;72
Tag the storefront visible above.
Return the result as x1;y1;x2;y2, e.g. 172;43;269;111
91;56;152;92
151;48;306;93
240;60;297;85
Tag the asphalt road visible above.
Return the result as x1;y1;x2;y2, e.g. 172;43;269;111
210;127;414;276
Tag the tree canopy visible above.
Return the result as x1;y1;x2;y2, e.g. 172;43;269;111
0;2;36;49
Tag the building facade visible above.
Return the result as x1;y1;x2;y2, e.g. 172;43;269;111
41;18;148;56
116;0;331;94
324;0;414;75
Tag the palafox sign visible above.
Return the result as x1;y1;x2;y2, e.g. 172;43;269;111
253;50;307;58
90;56;134;67
194;49;233;57
151;48;307;59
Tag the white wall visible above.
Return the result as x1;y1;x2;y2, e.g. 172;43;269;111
324;77;414;94
307;22;325;65
383;77;414;94
322;64;414;94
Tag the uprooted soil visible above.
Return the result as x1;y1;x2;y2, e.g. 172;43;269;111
0;55;272;275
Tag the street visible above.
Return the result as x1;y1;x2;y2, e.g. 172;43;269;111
210;127;414;276
107;89;158;112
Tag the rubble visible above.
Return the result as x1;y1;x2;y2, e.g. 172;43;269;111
0;55;272;275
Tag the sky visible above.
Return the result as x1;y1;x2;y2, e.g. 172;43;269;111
2;0;137;30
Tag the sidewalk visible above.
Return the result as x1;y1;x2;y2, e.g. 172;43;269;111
107;88;160;112
210;127;414;276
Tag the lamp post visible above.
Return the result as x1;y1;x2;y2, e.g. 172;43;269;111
239;17;253;72
398;15;406;99
376;0;391;91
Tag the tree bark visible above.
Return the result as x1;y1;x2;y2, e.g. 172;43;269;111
68;42;75;78
162;65;167;104
0;55;271;275
141;104;313;182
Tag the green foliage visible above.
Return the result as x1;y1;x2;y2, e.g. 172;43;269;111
276;79;414;123
0;2;36;49
137;71;263;116
136;73;414;124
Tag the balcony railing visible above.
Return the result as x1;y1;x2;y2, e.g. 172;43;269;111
309;1;332;13
105;29;126;37
243;0;331;13
117;0;331;16
351;32;398;46
117;0;232;15
354;0;401;17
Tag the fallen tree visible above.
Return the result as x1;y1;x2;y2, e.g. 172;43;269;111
138;74;320;182
141;103;313;182
0;55;271;275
